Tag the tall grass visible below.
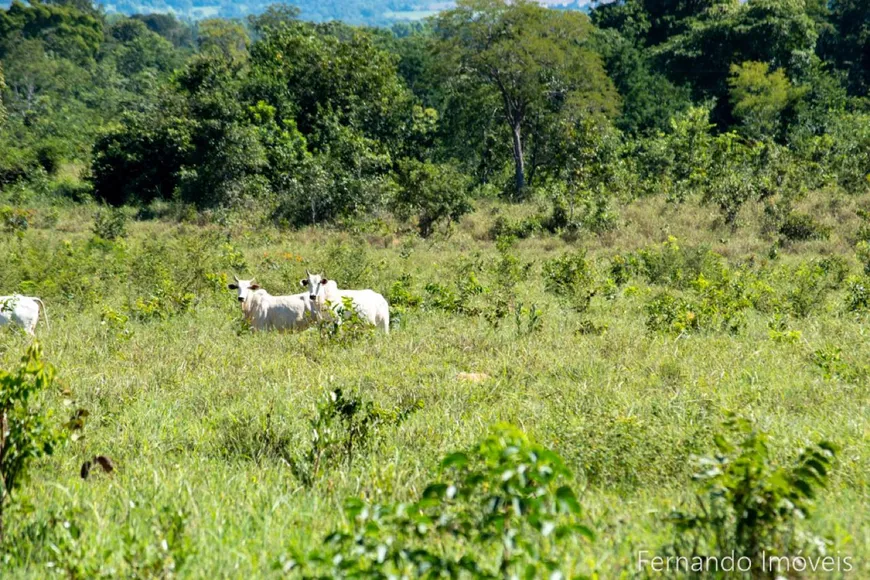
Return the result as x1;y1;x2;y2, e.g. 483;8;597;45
0;198;867;577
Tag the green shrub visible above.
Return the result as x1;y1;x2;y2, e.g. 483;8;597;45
0;206;33;234
846;275;870;311
393;159;473;237
542;250;597;313
632;237;721;288
294;424;592;577
289;389;421;487
386;274;423;312
781;262;831;318
779;212;832;242
645;272;751;335
0;343;65;541
92;207;128;241
668;415;836;571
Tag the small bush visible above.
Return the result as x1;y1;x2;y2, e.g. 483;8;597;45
92;207;128;241
393;159;473;237
0;206;33;234
542;250;597;313
668;415;835;571
386;273;423;313
782;262;830;318
317;296;376;346
293;424;592;577
846;275;870;311
290;389;421;487
779;212;832;242
0;343;65;541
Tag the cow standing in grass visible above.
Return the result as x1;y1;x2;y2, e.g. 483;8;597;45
0;295;49;335
228;276;314;332
301;271;390;333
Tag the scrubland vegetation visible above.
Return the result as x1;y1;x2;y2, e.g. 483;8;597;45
1;0;869;577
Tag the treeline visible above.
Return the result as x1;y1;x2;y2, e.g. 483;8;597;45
0;0;868;236
103;0;431;26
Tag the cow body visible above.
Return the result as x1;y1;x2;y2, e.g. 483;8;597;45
228;278;314;332
302;273;390;334
0;295;49;335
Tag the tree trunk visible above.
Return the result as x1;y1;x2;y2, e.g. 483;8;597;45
510;123;525;199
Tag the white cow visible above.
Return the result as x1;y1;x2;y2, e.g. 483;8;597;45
228;276;314;332
301;271;390;334
0;295;49;335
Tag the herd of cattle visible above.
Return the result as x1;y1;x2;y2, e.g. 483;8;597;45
0;271;390;335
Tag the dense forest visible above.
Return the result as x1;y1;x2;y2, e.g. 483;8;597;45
0;0;867;236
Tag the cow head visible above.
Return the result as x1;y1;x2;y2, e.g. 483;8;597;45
300;270;330;303
228;274;260;302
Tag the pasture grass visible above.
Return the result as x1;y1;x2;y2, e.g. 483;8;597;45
0;197;868;577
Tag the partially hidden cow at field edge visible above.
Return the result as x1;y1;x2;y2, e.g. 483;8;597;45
228;276;314;332
301;271;390;334
0;295;49;335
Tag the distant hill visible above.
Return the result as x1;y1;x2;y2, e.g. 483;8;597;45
1;1;595;26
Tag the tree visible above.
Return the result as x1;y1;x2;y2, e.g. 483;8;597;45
821;0;870;95
0;0;103;63
132;13;195;48
393;159;473;237
435;0;618;198
197;19;250;63
728;61;801;139
654;0;817;123
247;3;300;38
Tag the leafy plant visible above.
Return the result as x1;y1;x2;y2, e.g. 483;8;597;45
0;343;64;541
386;274;423;312
668;415;836;571
295;424;592;577
317;296;376;346
290;389;421;487
778;212;832;242
542;250;597;313
92;206;129;241
393;159;473;237
0;206;33;235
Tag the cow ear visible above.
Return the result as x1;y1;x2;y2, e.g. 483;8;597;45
250;284;261;290
228;284;238;290
300;279;308;287
322;277;329;283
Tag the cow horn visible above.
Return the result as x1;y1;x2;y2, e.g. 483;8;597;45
250;277;257;284
232;273;240;283
306;269;311;276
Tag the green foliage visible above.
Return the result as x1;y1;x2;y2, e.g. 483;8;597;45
289;389;421;487
0;342;63;540
386;273;423;315
393;159;472;237
729;61;802;139
542;249;597;313
298;424;592;577
0;205;31;235
0;0;103;63
317;296;376;346
778;212;832;242
197;19;250;63
845;275;870;312
669;415;836;570
435;0;618;196
92;207;128;241
630;237;722;288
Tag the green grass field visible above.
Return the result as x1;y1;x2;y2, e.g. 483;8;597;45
0;198;868;577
